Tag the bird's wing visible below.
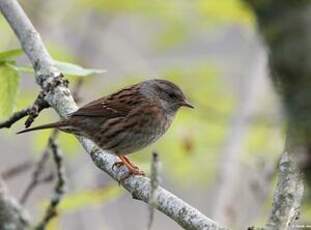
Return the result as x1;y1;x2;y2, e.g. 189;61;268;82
69;97;129;118
69;85;143;118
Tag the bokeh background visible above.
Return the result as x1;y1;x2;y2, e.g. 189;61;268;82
0;0;309;229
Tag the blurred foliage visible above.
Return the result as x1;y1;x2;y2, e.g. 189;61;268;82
157;66;234;185
79;0;253;25
0;49;23;60
303;203;311;223
197;0;254;26
33;128;81;156
78;0;254;49
44;185;122;230
59;185;122;212
0;17;17;49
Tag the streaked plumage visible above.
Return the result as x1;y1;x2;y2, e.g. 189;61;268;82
18;79;193;176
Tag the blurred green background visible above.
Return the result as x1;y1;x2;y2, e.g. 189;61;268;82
0;0;309;229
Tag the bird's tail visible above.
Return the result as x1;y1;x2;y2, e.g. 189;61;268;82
17;121;66;134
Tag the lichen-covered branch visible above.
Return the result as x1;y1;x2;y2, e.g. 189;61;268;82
266;152;304;230
0;0;224;229
148;152;161;230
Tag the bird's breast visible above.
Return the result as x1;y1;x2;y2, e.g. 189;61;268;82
99;105;174;155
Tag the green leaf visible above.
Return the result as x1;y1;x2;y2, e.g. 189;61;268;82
5;63;33;73
0;49;23;61
7;61;106;77
0;64;20;119
54;61;106;76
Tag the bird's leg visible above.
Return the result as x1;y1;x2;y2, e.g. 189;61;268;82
112;156;145;179
122;156;139;170
112;155;139;170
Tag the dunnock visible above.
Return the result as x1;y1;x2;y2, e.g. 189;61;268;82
18;79;193;176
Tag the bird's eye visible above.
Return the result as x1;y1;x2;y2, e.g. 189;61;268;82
168;92;177;99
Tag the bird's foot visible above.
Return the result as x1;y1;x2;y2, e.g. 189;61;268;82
119;167;145;183
112;155;140;171
112;156;145;183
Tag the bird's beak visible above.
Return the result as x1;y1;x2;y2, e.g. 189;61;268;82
180;100;194;109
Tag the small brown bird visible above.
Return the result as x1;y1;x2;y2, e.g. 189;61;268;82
18;79;193;176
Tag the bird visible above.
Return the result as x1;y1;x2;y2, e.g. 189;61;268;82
18;79;193;177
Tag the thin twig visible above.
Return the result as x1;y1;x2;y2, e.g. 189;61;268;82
72;78;84;103
24;91;50;128
35;138;66;230
20;130;58;204
0;176;30;228
0;108;29;129
0;91;50;129
1;160;33;181
37;172;55;185
148;152;161;230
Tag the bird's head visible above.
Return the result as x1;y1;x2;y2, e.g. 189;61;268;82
141;79;194;114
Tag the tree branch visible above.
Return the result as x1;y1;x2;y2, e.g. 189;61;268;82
1;160;33;181
266;126;305;230
0;176;30;229
266;152;304;230
0;91;50;129
36;137;66;230
148;152;161;230
20;130;58;205
0;0;224;229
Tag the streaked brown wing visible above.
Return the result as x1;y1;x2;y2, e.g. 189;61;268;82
70;96;130;118
70;84;142;118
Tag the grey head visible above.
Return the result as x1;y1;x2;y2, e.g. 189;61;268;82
140;79;194;115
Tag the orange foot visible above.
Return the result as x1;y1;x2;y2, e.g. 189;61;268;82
112;156;145;182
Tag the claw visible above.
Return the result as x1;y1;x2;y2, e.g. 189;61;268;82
112;155;145;183
119;168;145;183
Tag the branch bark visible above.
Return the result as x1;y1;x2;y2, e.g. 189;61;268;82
0;0;224;229
266;151;303;229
